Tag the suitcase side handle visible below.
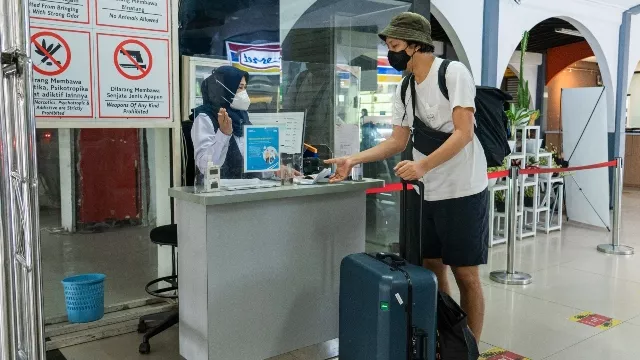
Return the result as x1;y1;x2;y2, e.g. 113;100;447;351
375;252;406;266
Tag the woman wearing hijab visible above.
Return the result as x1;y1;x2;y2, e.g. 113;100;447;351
191;66;253;179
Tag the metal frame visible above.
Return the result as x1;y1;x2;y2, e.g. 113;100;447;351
0;0;46;358
597;157;634;255
490;166;533;286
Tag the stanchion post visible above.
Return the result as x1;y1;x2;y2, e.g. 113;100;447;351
490;165;533;285
597;158;634;255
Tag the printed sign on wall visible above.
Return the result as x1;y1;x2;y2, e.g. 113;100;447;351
95;0;169;32
31;27;93;118
28;0;173;122
226;42;281;75
97;34;170;118
29;0;90;24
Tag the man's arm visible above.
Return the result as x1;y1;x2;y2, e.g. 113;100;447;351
326;125;410;183
350;125;410;165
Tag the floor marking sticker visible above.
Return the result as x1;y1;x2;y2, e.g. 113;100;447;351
570;311;621;329
479;347;531;360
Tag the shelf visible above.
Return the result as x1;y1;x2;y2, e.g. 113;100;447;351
523;206;550;212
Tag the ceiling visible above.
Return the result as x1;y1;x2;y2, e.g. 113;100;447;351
517;18;585;53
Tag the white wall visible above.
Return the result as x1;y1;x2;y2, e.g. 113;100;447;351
431;0;484;84
498;0;622;132
508;51;543;109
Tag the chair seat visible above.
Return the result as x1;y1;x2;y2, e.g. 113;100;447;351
150;224;178;247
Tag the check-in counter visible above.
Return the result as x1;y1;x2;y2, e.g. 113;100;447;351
169;179;383;360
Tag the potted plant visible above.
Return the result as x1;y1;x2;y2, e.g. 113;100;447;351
523;186;535;207
495;190;506;213
506;31;541;152
487;157;509;188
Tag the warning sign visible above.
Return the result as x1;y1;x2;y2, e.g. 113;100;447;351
96;0;169;32
31;27;93;118
97;34;170;118
29;0;90;24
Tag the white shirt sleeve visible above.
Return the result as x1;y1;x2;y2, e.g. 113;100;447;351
191;113;232;173
392;77;413;128
446;62;477;113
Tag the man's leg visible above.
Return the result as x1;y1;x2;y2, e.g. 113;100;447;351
451;265;484;340
433;189;489;341
423;258;451;295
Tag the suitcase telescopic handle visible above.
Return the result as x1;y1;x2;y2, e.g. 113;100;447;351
400;180;424;265
375;253;406;266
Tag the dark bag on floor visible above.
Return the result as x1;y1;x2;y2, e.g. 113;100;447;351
400;59;512;167
436;291;480;360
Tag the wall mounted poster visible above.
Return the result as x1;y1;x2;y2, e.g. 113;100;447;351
244;126;280;173
29;0;171;122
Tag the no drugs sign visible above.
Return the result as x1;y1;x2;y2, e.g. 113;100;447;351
31;27;93;118
97;33;170;119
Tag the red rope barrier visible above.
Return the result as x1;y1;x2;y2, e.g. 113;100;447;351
519;160;617;175
365;160;618;195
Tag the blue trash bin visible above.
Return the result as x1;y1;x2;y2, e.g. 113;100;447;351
62;273;106;323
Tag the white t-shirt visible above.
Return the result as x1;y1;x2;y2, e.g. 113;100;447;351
392;57;488;201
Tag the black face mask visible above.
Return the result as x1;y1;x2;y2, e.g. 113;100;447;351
387;49;412;71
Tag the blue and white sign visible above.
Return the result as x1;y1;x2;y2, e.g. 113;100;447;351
243;125;280;173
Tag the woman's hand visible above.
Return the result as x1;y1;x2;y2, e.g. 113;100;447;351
218;108;233;136
394;160;429;181
324;157;355;183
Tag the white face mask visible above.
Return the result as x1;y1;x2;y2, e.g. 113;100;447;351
230;90;251;111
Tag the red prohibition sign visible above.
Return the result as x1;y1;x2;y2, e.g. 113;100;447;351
114;39;153;80
31;31;71;76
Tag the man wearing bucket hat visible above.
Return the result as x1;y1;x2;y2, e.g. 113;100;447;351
326;12;488;340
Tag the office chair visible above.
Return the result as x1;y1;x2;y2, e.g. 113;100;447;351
138;224;179;354
138;121;195;354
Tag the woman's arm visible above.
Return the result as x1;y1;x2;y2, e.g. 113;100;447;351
191;113;232;173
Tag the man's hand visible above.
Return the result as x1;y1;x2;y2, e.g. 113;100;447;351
394;160;429;181
324;157;355;183
218;108;233;136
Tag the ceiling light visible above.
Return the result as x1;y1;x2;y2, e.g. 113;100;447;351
555;28;583;37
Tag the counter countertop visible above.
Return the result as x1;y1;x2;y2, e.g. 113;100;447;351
168;178;384;206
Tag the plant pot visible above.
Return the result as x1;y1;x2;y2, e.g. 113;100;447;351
495;201;506;213
488;178;498;189
525;139;543;154
508;140;516;153
524;196;534;207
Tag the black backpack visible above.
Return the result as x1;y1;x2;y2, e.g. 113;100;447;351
400;59;512;167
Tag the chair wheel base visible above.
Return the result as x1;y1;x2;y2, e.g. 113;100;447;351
139;342;150;354
137;320;147;334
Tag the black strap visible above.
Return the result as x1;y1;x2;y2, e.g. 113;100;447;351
410;75;418;118
400;75;412;126
438;59;453;101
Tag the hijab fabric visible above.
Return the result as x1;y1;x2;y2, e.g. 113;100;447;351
198;66;251;137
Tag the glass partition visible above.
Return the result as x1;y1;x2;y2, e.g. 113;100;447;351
178;0;413;251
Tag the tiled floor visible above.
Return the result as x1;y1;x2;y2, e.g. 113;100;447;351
47;190;640;359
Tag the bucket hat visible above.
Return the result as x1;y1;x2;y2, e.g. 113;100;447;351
378;12;433;47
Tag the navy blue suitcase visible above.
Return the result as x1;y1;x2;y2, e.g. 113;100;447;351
339;181;438;360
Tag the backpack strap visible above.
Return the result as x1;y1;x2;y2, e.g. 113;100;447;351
438;59;453;101
400;74;413;126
